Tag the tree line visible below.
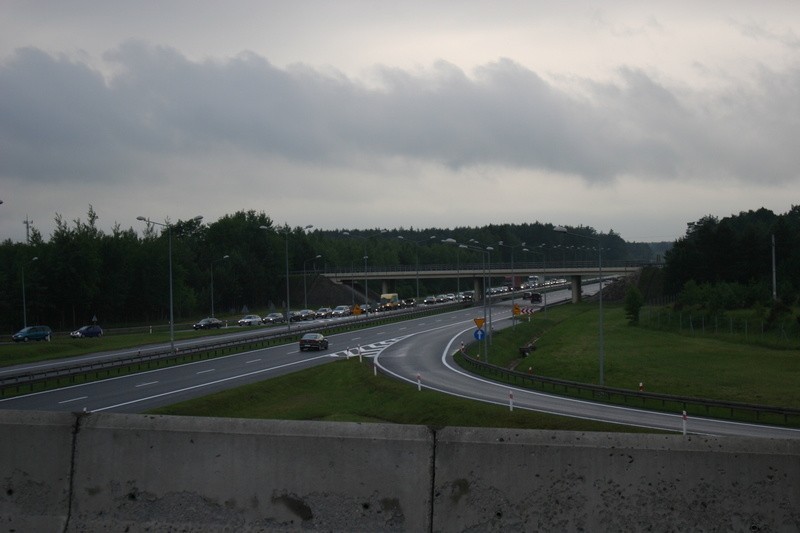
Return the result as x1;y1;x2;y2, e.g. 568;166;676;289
2;207;649;333
663;206;800;313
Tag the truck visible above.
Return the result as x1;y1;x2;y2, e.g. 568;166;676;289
379;293;401;311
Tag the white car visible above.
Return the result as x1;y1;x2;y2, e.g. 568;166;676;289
238;314;262;326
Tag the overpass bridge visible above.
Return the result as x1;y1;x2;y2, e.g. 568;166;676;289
320;260;644;303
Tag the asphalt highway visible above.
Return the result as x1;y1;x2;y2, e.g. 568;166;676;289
3;288;800;439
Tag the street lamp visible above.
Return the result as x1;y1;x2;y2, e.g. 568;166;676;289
554;225;605;385
398;234;437;300
261;224;313;332
445;239;493;360
498;240;525;328
137;214;203;353
303;254;322;309
522;246;548;317
342;231;386;314
210;254;229;317
21;256;38;327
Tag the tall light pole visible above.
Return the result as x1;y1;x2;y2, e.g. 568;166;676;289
210;254;229;317
343;231;386;314
498;240;525;328
554;225;604;385
21;256;38;327
138;215;203;353
398;234;437;300
445;239;493;359
262;224;313;332
303;254;322;309
522;247;548;317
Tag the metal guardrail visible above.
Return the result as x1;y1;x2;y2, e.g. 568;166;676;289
459;354;800;427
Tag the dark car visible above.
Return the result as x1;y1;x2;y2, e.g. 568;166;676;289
12;325;52;342
70;325;103;338
315;307;333;319
193;317;223;330
299;332;329;351
297;309;316;321
262;312;286;324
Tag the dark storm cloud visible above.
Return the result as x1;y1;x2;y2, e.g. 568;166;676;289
2;41;799;188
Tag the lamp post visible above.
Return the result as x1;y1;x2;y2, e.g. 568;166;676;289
137;214;203;353
261;224;313;332
444;239;493;360
210;254;229;317
342;231;386;314
554;225;604;385
21;256;38;327
498;240;525;328
303;254;322;309
522;246;548;317
398;235;437;300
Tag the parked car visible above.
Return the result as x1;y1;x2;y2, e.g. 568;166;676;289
238;314;262;326
331;305;351;317
299;332;329;351
12;325;52;342
262;312;286;324
193;317;223;330
70;324;104;338
315;307;333;319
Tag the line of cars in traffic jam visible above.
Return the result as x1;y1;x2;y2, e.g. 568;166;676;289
10;324;105;342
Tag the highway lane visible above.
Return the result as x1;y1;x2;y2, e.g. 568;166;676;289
0;307;478;413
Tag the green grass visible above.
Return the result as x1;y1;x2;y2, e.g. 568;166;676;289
480;303;800;408
149;356;653;433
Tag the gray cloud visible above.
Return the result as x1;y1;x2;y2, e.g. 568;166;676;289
2;40;799;195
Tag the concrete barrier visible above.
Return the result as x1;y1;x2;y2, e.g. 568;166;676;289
0;410;74;532
1;410;798;531
433;427;800;531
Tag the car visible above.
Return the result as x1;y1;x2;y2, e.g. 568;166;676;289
423;295;436;305
238;314;262;326
299;332;329;351
290;309;315;321
315;307;333;319
12;325;52;342
262;312;286;324
193;317;223;330
402;298;416;308
70;324;104;338
331;305;351;317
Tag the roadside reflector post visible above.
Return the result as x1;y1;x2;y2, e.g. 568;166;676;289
509;390;514;411
682;410;688;436
417;373;422;391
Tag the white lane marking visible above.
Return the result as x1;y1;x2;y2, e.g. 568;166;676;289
58;396;88;404
136;381;159;388
196;369;215;374
246;359;261;364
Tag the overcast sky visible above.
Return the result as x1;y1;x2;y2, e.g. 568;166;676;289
2;1;799;244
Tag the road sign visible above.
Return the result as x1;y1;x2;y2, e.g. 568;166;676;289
352;304;362;315
473;318;485;329
513;304;521;316
474;329;486;340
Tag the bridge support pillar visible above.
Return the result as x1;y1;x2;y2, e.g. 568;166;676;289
571;275;582;303
381;280;390;294
473;277;485;302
